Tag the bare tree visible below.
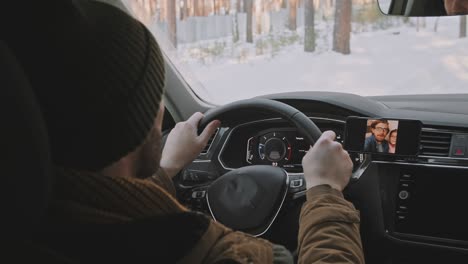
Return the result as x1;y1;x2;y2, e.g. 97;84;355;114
204;0;210;16
167;0;177;47
460;16;467;38
288;0;297;31
245;0;253;43
232;1;240;42
180;0;188;20
304;0;315;52
256;2;262;34
333;0;352;55
194;0;202;16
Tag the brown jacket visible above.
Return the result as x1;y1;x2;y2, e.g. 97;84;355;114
49;167;364;263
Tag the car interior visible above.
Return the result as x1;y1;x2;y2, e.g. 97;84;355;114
3;0;468;263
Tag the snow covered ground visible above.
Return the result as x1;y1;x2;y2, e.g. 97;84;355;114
170;16;468;104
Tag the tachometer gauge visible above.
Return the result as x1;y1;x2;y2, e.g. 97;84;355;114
258;132;292;166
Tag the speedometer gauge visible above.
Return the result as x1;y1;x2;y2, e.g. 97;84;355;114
258;132;292;166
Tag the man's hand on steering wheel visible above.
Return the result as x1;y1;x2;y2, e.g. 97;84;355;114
160;112;221;178
302;130;353;192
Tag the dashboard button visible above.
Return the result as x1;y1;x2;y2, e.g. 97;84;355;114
398;190;410;200
192;190;206;199
290;179;304;188
397;215;406;220
452;146;465;156
396;213;407;223
453;134;467;145
398;205;408;212
400;173;414;181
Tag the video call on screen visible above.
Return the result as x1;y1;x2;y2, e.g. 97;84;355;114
344;118;422;156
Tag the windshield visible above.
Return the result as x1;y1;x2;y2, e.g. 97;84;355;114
123;0;468;105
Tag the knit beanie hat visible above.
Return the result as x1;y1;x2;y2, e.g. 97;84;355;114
12;0;165;171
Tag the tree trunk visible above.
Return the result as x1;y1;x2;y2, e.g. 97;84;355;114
460;16;467;38
434;17;439;32
233;12;240;42
181;0;188;20
332;0;351;55
224;0;230;14
149;0;156;16
204;0;210;16
304;0;315;52
237;0;241;12
288;0;297;31
256;2;262;34
194;0;202;16
232;0;239;42
167;0;177;47
281;0;287;9
246;0;253;43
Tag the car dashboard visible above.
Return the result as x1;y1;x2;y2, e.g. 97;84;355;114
175;92;468;264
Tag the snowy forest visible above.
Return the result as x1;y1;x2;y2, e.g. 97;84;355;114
123;0;468;104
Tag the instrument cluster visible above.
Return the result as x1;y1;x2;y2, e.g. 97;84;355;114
246;127;344;172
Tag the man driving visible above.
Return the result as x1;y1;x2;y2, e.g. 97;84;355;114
364;119;390;153
8;1;364;263
445;0;468;15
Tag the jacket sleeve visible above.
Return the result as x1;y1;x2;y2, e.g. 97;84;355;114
178;220;274;264
363;137;372;152
149;167;177;197
297;185;365;264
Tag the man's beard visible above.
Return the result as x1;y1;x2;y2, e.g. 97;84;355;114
135;126;162;179
374;134;385;142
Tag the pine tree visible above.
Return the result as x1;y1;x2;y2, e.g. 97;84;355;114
167;0;177;47
460;16;467;38
304;0;315;52
288;0;297;31
333;0;352;55
245;0;253;43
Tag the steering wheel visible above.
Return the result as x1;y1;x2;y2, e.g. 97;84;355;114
192;98;322;236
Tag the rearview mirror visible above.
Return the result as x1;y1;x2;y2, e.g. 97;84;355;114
378;0;468;16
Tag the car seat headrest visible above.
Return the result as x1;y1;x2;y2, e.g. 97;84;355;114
0;41;52;234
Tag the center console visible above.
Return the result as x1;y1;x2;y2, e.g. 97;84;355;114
379;163;468;248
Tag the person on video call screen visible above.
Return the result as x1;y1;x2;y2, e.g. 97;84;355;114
364;119;391;153
388;129;398;154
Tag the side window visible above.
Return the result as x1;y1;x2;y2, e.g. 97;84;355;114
162;107;175;133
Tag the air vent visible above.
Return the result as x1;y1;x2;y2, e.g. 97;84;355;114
200;128;220;155
420;130;452;157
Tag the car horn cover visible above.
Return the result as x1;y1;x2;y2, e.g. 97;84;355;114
207;165;289;236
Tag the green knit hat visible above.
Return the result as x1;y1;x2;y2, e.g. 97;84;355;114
23;0;165;170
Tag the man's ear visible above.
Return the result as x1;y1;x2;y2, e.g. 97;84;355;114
155;101;165;131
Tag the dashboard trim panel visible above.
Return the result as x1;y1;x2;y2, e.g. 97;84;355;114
373;160;468;169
